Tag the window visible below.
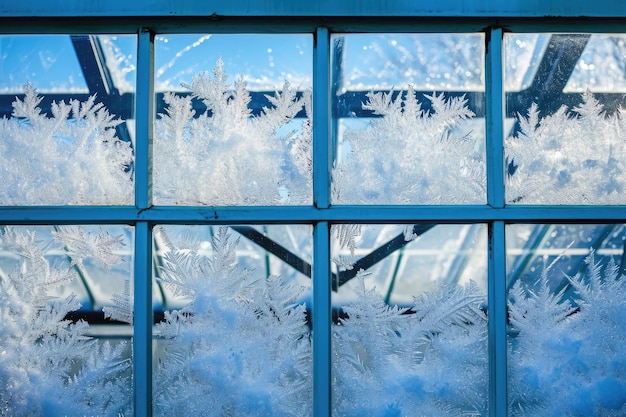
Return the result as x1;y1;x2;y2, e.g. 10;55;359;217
2;2;626;416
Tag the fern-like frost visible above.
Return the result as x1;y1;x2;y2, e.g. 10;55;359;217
0;85;133;205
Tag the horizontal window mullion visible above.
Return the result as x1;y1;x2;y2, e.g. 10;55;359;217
3;17;626;36
0;207;140;224
2;205;626;224
4;1;626;19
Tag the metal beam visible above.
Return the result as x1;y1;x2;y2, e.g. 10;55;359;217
3;0;626;18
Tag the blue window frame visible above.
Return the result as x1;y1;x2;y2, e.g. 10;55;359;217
2;2;626;416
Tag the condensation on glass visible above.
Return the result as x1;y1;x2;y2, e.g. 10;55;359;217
0;224;134;415
330;33;486;205
330;223;488;415
151;224;312;416
0;34;136;205
152;34;313;206
505;33;626;205
506;223;626;415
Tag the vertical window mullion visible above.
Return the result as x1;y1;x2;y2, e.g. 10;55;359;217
313;26;331;210
488;221;508;417
313;221;331;417
313;26;332;417
486;27;505;209
134;28;155;417
485;27;508;417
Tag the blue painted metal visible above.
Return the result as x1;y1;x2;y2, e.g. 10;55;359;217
312;222;331;417
486;27;505;210
485;35;509;415
489;221;508;417
313;27;331;210
4;205;626;224
134;221;153;417
3;0;626;18
136;28;155;209
135;29;155;417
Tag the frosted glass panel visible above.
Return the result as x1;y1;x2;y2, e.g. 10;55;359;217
331;224;488;415
565;34;626;93
152;225;312;416
505;33;626;205
507;223;626;415
0;35;136;205
0;225;134;415
153;34;313;206
331;33;486;205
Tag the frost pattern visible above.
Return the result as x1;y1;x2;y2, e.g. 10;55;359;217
508;252;626;416
333;274;488;416
0;85;133;205
153;227;490;416
0;227;131;415
154;59;312;206
332;88;485;204
507;91;626;204
153;227;312;416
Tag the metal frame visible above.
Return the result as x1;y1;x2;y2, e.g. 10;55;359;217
2;3;626;417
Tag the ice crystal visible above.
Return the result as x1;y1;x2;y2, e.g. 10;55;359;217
333;275;488;416
0;226;131;415
508;252;626;416
332;87;485;204
153;227;312;416
0;85;133;205
507;91;626;204
154;59;312;206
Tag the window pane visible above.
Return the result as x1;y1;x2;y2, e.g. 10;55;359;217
505;33;626;205
152;224;312;415
153;34;313;206
331;224;488;415
565;34;626;93
331;33;486;205
0;35;136;206
507;223;626;415
0;225;134;415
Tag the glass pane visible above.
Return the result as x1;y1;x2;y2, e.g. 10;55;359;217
152;225;312;415
565;34;626;93
153;34;313;206
331;224;488;415
331;33;486;205
0;225;134;415
0;34;136;205
507;223;626;415
505;33;626;205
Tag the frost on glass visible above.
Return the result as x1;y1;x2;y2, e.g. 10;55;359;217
152;225;312;416
565;34;626;93
507;224;626;416
336;34;484;92
506;91;626;204
331;34;486;205
154;35;312;206
0;86;134;205
505;33;626;205
331;224;489;416
0;34;135;205
0;225;133;415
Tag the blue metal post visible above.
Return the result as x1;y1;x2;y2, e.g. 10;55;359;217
313;26;332;417
313;27;331;210
489;221;508;417
486;27;508;417
134;28;154;417
486;27;505;209
313;222;331;417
